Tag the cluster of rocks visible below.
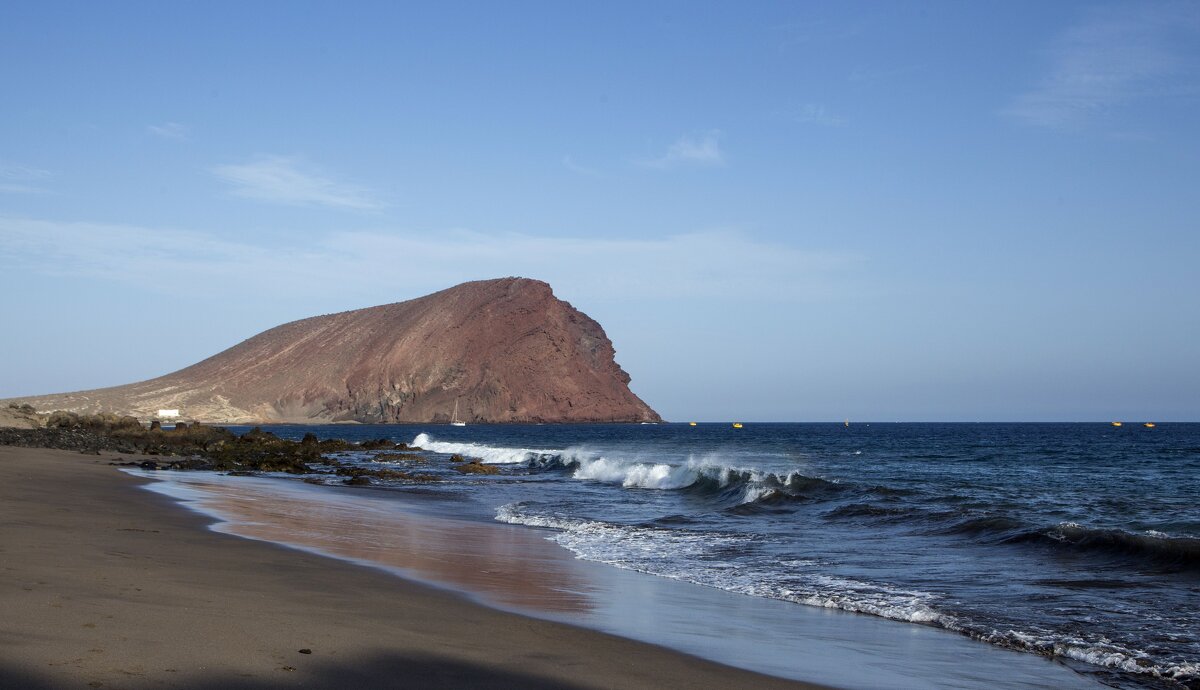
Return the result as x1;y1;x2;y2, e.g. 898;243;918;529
0;413;438;486
370;452;426;463
448;453;500;475
0;412;509;486
334;466;437;485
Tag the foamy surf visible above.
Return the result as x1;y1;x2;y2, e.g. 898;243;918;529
495;502;952;626
415;433;843;506
411;432;560;464
495;500;1195;685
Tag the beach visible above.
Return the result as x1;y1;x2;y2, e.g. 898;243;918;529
0;446;820;690
4;422;1183;689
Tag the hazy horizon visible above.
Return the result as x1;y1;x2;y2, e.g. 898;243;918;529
2;2;1198;422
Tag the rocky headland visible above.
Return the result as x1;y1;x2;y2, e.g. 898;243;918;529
2;277;660;424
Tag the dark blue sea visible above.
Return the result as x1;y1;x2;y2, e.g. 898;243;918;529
221;422;1200;688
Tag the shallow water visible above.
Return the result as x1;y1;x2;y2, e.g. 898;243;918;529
136;470;1101;689
202;422;1199;688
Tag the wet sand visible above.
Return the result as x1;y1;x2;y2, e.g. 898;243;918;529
0;446;825;689
127;467;1104;690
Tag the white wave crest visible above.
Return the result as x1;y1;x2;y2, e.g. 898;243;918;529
494;504;589;532
567;453;827;507
411;433;559;464
572;455;714;490
495;502;950;627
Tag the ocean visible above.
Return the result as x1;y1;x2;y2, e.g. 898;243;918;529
166;422;1198;689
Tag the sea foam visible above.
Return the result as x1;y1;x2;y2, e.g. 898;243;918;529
495;501;951;627
414;433;843;505
411;433;559;465
496;500;1198;684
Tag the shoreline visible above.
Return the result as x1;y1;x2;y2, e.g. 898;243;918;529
124;461;1102;689
0;446;823;689
0;420;1120;689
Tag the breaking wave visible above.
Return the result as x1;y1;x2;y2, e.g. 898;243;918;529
413;433;848;506
411;433;560;465
927;514;1200;572
1003;523;1200;572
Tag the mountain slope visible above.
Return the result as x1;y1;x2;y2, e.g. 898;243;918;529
7;278;661;424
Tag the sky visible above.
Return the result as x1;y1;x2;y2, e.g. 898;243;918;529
1;1;1198;421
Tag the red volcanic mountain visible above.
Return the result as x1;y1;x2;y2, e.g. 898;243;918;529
11;278;661;424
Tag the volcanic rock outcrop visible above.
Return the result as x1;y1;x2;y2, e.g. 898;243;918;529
5;278;661;424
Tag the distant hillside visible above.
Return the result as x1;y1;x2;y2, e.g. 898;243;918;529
6;278;661;424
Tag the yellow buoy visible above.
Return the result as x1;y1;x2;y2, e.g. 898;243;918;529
1111;421;1123;427
732;422;743;429
689;422;697;426
1144;422;1156;428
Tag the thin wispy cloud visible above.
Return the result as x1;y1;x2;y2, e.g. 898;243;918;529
783;103;846;127
0;216;857;304
562;155;602;177
1005;3;1200;128
639;131;724;169
0;163;52;194
148;122;189;140
847;64;921;85
212;155;384;210
770;19;862;52
0;184;50;195
1;164;51;180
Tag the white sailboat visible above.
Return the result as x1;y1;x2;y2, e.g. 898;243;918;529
450;399;466;427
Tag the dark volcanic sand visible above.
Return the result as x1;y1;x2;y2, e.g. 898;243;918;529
0;447;819;690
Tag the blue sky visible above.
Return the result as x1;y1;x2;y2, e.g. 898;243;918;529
2;1;1198;421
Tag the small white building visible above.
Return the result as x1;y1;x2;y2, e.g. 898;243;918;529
157;409;180;419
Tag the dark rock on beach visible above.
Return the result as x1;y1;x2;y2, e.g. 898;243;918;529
0;414;441;484
453;460;499;475
335;465;435;482
360;438;397;450
372;452;425;463
446;453;495;475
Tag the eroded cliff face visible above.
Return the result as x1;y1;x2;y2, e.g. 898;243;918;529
7;278;661;424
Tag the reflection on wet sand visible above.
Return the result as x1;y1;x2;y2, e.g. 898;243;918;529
135;470;1105;689
155;474;595;613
